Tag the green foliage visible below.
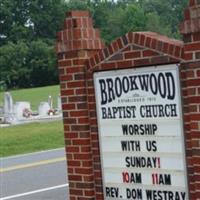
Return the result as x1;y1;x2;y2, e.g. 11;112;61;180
0;0;188;89
0;41;29;88
29;0;67;39
0;121;64;157
0;0;65;89
28;39;58;87
141;0;188;38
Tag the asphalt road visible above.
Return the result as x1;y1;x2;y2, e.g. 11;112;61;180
0;148;69;200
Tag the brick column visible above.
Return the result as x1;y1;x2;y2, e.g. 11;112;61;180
56;11;104;200
180;0;200;199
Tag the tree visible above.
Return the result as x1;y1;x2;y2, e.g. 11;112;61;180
0;0;31;45
0;0;188;89
0;41;29;88
27;39;58;87
141;0;188;38
29;0;67;39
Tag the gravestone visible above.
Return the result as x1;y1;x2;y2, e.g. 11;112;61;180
38;102;50;117
3;92;14;115
57;95;62;111
14;102;31;120
48;95;53;109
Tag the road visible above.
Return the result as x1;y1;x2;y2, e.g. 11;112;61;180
0;148;69;200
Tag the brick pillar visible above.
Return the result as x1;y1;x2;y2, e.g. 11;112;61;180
56;11;104;200
180;0;200;199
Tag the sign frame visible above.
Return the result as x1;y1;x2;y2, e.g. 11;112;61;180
94;64;189;200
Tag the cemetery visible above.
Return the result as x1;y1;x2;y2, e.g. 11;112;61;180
0;92;62;126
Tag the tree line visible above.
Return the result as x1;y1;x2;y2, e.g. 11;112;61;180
0;0;188;90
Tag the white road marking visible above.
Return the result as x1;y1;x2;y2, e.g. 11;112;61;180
0;184;69;200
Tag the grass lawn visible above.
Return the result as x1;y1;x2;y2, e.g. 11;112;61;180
0;120;64;157
0;85;60;110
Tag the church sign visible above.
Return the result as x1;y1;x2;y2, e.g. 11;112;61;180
94;64;188;200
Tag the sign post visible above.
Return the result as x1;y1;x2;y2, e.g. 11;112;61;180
94;64;188;200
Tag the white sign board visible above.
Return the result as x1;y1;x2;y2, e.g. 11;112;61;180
94;64;188;200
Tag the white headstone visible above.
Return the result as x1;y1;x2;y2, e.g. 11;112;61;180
38;102;50;117
4;92;14;115
48;96;53;109
14;102;31;120
57;95;62;111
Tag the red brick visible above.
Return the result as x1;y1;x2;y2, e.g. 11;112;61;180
67;81;85;88
184;8;191;20
190;114;200;120
75;168;93;175
124;51;141;59
151;38;157;49
188;96;200;103
174;46;182;57
74;153;91;160
127;32;133;43
66;66;83;74
71;124;90;131
77;103;88;110
111;40;119;52
63;118;76;124
58;60;72;67
67;146;80;153
145;37;151;47
151;56;169;64
62;103;76;110
134;58;151;66
84;190;95;196
61;89;74;96
76;88;87;95
64;125;70;132
70;110;88;117
193;32;200;41
116;38;123;49
60;75;73;81
134;33;140;44
82;161;93;168
67;11;90;18
65;132;78;139
184;52;193;60
70;188;83;195
185;42;200;51
143;50;159;57
169;44;175;54
139;34;145;46
189;105;198;112
189;0;195;6
117;60;132;68
68;95;87;103
107;44;114;55
101;62;116;70
81;146;91;152
187;87;196;95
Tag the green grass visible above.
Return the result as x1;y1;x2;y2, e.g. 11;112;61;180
0;121;64;157
0;85;65;157
0;85;60;110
